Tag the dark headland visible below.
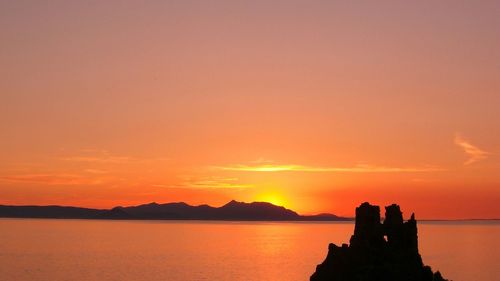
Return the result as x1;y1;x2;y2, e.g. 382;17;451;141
311;202;448;281
0;200;350;221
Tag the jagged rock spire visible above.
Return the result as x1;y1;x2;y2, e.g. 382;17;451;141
310;202;447;281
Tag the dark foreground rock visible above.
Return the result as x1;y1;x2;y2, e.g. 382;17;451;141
311;202;448;281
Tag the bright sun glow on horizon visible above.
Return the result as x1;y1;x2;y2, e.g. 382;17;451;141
255;192;287;207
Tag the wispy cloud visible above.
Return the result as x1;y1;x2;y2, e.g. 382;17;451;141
454;134;490;165
84;169;109;174
0;174;104;185
60;154;132;164
164;176;252;189
60;149;169;164
214;163;443;173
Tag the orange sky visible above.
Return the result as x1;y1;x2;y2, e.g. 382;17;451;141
1;1;499;219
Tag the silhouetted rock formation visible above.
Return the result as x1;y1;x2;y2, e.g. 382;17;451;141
311;202;448;281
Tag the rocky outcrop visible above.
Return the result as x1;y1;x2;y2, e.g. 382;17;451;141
311;202;448;281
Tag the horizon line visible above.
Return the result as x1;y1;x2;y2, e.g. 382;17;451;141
1;200;498;221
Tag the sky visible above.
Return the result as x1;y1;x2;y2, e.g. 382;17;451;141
1;1;499;219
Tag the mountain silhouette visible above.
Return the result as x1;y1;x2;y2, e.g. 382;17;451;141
0;200;350;221
0;205;103;219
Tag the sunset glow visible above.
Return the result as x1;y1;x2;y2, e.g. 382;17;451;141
256;192;287;208
1;1;499;219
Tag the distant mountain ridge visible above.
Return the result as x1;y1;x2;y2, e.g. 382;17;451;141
0;200;351;221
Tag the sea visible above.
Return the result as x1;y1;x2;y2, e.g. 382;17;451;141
0;219;498;281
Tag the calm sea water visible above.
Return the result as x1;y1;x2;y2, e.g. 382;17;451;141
0;219;498;281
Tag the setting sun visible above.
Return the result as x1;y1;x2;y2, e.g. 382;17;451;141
256;192;287;207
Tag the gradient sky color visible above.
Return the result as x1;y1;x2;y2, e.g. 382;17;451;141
1;1;499;219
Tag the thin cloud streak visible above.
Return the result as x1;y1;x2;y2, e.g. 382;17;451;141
454;134;490;165
165;176;252;189
0;174;105;185
60;156;133;164
84;169;109;174
60;150;170;164
214;164;443;173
